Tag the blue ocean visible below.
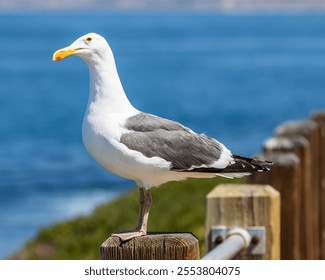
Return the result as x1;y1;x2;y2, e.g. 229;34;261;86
1;11;325;258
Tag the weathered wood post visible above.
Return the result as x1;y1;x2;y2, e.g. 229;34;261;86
263;138;305;259
311;111;325;260
206;184;280;260
276;120;320;259
248;151;301;259
100;233;199;260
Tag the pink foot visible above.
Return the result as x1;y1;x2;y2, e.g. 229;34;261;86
111;230;146;241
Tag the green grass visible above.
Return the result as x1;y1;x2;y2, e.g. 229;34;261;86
14;177;243;259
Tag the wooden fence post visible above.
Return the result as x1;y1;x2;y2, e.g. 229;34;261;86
206;184;280;260
100;233;199;260
311;111;325;260
248;151;301;259
275;120;320;259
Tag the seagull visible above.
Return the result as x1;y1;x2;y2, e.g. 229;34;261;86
53;33;271;241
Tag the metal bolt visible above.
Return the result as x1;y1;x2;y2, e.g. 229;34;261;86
252;235;260;245
215;235;224;245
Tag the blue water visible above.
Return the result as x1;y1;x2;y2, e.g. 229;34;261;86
1;11;325;259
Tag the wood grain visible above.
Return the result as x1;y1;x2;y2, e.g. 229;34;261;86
100;232;199;260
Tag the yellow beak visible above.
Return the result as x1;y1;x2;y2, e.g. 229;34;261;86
52;47;81;61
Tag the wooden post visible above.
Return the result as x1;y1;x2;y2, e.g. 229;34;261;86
206;184;280;260
276;120;320;259
248;151;301;259
263;137;306;259
100;233;199;260
311;111;325;260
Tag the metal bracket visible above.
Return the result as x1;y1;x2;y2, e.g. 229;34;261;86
210;226;266;255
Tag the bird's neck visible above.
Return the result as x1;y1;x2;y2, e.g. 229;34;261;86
87;60;137;116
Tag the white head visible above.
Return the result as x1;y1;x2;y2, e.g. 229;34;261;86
53;33;114;66
52;33;136;113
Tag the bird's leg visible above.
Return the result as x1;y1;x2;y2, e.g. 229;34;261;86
136;187;146;230
111;187;152;241
136;188;152;234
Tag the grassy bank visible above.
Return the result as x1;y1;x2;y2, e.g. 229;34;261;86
13;177;243;259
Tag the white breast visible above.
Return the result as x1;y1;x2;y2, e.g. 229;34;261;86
82;111;173;184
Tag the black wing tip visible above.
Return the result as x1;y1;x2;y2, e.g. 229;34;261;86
233;155;273;172
171;155;273;174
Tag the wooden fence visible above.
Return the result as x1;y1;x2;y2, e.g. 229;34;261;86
100;112;325;260
205;184;280;260
248;111;325;260
101;184;280;260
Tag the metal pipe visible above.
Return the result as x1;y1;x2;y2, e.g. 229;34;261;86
202;228;252;260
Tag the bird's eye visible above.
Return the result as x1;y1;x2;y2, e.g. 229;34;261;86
86;37;92;42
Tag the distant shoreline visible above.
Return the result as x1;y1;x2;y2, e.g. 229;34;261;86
2;1;325;11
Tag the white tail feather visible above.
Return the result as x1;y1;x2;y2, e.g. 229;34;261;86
217;172;252;179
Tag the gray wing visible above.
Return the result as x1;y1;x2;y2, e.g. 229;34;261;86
121;113;224;170
124;112;189;132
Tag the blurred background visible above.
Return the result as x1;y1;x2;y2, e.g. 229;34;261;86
1;1;325;259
